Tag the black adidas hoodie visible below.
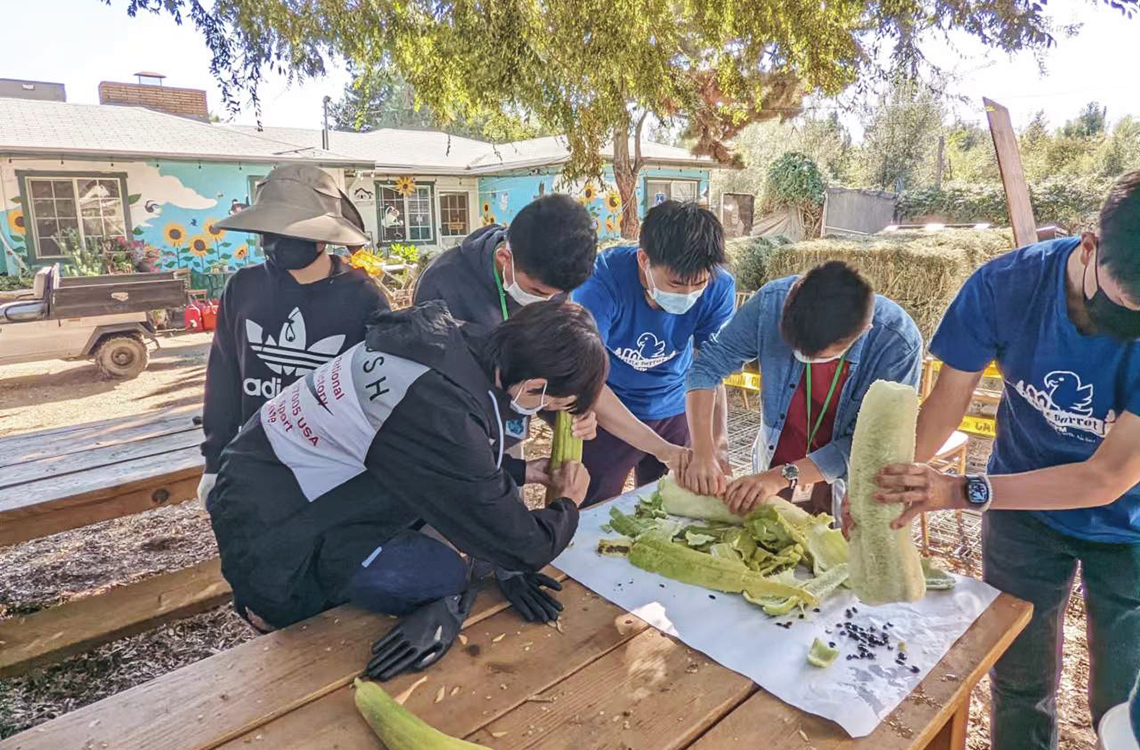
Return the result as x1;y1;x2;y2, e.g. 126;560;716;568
201;257;389;473
207;302;580;623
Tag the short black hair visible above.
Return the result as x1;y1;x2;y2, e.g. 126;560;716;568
1099;171;1140;299
780;261;874;357
639;200;726;282
507;194;597;292
488;300;609;414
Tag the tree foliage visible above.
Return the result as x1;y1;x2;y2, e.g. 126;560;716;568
856;78;946;191
117;0;1137;237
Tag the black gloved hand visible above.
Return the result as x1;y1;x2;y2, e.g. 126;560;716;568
365;586;478;681
495;569;564;623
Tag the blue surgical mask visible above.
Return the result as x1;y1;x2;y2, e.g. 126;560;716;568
510;380;548;416
646;265;704;315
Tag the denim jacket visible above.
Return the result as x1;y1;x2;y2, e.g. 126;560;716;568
686;275;924;483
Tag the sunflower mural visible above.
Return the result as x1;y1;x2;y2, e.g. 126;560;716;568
581;183;599;204
604;215;619;234
164;223;187;246
204;218;226;242
234;244;248;262
481;213;498;227
7;209;25;235
604;189;622;213
394;177;417;197
482;201;492;215
187;234;211;258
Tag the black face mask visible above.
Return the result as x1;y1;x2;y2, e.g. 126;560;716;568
263;234;321;271
1084;256;1140;342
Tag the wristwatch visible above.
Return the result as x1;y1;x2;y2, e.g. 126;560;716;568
962;474;994;512
780;463;800;492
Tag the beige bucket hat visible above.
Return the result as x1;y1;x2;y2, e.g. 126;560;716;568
216;164;369;246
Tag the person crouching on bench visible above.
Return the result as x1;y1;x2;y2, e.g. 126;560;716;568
206;299;606;679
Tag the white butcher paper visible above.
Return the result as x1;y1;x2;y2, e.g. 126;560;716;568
553;486;1001;737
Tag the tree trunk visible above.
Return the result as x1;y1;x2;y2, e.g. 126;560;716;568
611;112;648;240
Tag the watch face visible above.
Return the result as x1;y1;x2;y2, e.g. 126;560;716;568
967;477;989;505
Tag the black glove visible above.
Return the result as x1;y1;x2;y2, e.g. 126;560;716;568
365;586;478;681
495;569;564;623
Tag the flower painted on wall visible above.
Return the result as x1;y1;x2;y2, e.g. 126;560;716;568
187;234;211;258
482;201;492;215
582;183;598;203
395;177;416;197
605;190;622;212
234;244;248;261
482;213;497;227
164;223;187;246
205;218;226;241
604;216;618;234
7;209;25;235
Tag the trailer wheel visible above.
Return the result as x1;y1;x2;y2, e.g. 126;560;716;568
94;334;149;379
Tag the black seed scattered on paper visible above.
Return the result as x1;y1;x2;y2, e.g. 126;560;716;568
911;666;920;674
708;594;716;600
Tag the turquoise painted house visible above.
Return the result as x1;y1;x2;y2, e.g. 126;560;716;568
0;97;713;279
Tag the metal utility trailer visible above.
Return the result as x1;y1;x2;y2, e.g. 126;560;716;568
0;264;189;378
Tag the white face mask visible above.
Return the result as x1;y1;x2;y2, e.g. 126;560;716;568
510;379;548;416
504;253;554;307
645;264;705;315
793;348;846;365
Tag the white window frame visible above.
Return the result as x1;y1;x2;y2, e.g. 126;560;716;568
645;178;701;206
438;190;473;239
21;173;132;261
376;181;436;245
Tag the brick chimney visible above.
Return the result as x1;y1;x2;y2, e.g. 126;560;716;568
99;74;209;121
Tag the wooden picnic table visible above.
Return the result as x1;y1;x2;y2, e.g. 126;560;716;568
2;559;1031;750
0;405;204;546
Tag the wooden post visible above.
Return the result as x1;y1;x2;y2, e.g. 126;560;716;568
984;97;1037;248
935;135;945;189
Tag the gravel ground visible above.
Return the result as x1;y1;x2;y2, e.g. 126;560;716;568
0;351;1098;748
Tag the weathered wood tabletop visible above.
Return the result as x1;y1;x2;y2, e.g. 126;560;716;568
0;405;204;546
1;562;1031;750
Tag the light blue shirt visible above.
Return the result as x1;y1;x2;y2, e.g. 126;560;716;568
686;275;924;483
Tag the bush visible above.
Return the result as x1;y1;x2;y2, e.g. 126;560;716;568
758;229;1015;341
898;178;1108;231
727;236;791;292
765;152;826;210
0;274;33;292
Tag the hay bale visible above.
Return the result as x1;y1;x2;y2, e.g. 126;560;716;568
729;229;1014;341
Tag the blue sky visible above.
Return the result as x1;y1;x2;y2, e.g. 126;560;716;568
5;0;1138;137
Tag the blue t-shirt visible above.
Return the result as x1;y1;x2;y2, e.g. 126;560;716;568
573;245;736;420
930;238;1140;543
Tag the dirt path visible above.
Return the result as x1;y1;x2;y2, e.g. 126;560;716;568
0;349;1099;748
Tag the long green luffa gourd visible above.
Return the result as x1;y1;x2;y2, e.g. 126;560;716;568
847;380;926;605
545;412;582;505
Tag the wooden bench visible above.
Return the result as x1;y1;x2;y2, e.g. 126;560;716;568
1;554;1032;750
0;407;219;676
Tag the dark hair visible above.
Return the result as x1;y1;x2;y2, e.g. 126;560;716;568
1099;171;1140;299
639;200;726;282
780;261;874;357
507;194;597;292
487;300;609;414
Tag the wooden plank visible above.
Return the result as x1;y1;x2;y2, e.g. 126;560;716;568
0;571;565;750
0;460;202;547
0;406;200;469
687;593;1032;749
0;429;203;488
984;98;1037;248
216;581;650;749
466;627;754;748
0;558;231;677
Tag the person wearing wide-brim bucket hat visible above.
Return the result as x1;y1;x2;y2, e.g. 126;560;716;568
217;164;371;267
197;164;389;529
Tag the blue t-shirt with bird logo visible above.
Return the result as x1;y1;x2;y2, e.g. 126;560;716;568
573;245;736;421
931;237;1140;543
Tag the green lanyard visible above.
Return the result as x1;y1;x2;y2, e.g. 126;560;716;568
492;265;510;322
804;353;847;451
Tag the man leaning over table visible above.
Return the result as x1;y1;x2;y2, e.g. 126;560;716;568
868;172;1140;750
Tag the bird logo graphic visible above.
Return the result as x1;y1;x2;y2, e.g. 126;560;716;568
1042;371;1094;416
245;308;345;377
636;332;667;360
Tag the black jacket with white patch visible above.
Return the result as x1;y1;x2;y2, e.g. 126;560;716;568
209;302;579;592
201;257;389;472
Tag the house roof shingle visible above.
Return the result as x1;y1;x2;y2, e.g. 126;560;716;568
0;98;370;166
